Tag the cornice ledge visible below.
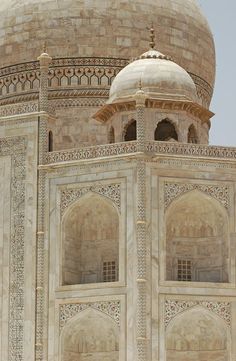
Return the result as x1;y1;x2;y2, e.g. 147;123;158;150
93;97;214;123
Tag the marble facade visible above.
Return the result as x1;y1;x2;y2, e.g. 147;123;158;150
0;1;235;361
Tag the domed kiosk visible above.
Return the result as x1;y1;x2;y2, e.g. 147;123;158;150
0;0;215;151
109;49;198;103
94;35;213;144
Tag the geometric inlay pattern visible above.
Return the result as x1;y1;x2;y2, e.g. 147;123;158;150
59;300;121;330
60;183;121;215
0;136;27;361
164;182;230;210
165;299;231;328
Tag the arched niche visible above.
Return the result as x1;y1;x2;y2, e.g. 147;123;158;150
166;306;228;361
124;119;136;141
188;124;198;144
62;193;119;285
165;190;229;283
61;308;119;361
109;126;115;143
155;119;178;141
48;130;53;152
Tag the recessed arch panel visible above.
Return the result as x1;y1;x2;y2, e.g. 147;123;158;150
62;193;119;285
61;308;119;361
166;306;228;361
165;190;229;283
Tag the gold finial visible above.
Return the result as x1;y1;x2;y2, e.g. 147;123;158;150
148;23;155;49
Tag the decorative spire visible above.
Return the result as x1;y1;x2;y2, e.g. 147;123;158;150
37;44;52;113
138;79;142;90
43;41;47;54
148;23;155;49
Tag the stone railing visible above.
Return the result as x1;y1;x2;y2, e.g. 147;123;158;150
45;141;236;165
45;141;138;164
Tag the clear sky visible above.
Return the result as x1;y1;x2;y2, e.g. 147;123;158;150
198;0;236;146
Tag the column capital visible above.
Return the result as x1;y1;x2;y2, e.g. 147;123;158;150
134;88;147;108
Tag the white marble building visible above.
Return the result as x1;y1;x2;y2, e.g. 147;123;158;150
0;1;235;361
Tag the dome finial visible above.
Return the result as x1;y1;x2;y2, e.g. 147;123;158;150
148;23;155;49
43;41;47;54
138;79;142;90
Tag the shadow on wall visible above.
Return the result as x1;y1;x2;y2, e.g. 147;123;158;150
165;190;229;283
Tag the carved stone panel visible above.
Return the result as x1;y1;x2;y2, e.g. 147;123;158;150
164;181;230;210
165;299;231;328
0;137;27;361
60;300;121;330
60;183;121;216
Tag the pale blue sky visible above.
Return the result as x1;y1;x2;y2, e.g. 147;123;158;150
199;0;236;146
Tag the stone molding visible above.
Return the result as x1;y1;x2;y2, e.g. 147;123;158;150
158;158;236;170
0;57;212;108
60;183;121;215
0;136;27;361
164;182;230;210
59;300;121;330
165;300;231;328
0;57;126;101
0;101;38;117
46;141;236;165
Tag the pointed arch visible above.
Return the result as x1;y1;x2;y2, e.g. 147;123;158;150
188;124;198;144
166;306;228;361
108;126;115;143
62;193;119;285
123;119;136;141
48;130;53;152
165;190;229;283
155;119;178;141
61;307;119;361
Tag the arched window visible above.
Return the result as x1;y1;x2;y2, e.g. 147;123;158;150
48;130;53;152
62;193;119;285
155;119;178;141
124;120;136;141
166;190;229;283
188;124;198;143
109;126;115;144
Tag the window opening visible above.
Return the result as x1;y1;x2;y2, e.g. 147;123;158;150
48;130;53;152
188;124;198;144
155;119;178;141
103;261;117;282
124;120;136;141
177;259;192;281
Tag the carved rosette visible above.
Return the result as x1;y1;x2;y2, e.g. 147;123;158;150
164;182;230;210
60;183;121;216
60;301;121;330
165;300;231;328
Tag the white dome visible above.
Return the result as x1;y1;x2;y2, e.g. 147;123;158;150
109;50;198;103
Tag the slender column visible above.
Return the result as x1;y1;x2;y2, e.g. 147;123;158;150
135;89;149;361
135;88;146;152
35;50;51;361
38;50;52;114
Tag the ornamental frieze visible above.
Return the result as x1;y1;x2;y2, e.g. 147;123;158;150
164;181;230;210
60;300;121;330
60;183;121;215
165;300;231;328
